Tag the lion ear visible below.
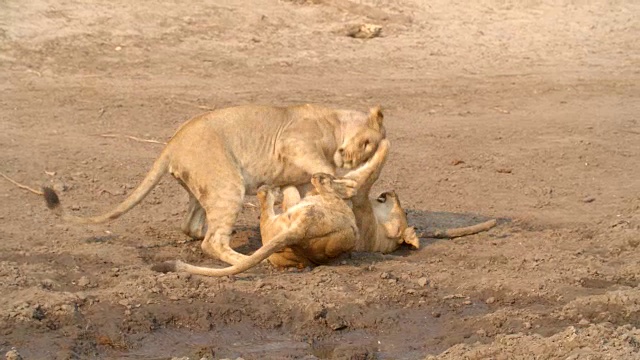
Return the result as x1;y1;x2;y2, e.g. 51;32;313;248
368;106;384;132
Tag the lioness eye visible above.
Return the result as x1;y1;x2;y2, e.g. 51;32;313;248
361;140;370;149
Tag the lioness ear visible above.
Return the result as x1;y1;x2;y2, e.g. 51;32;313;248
402;227;420;249
368;106;384;132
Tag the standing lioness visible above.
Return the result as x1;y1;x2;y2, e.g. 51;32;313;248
44;104;386;265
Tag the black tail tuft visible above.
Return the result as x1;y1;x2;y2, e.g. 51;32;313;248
43;187;60;210
151;261;177;273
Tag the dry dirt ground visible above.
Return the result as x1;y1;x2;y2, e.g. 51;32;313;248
1;0;640;359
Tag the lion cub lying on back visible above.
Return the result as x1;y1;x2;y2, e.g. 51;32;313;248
263;139;419;268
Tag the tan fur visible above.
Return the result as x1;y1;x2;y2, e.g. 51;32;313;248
151;173;358;277
44;104;385;266
266;139;419;268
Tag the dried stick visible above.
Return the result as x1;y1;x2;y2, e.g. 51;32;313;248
172;99;216;111
99;134;167;145
420;219;497;239
0;172;43;195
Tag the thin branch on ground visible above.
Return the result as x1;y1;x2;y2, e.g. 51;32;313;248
0;172;44;195
172;99;216;111
99;134;167;145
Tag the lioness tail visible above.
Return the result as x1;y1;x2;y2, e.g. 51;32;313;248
43;154;170;224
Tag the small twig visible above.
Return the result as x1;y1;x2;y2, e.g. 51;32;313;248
420;219;497;239
26;68;42;77
0;172;43;195
172;99;216;111
99;134;167;145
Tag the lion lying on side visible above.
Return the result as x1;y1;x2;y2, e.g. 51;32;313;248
43;104;386;266
152;172;360;276
264;139;419;268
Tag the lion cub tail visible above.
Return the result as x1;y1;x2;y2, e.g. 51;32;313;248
152;226;302;277
43;155;170;224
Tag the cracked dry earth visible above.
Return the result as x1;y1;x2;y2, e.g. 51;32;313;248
1;0;639;359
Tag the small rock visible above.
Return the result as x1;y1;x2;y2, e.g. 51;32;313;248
380;272;390;279
70;204;81;211
52;181;70;193
77;276;90;287
32;306;45;321
578;318;590;325
463;300;472;305
326;311;348;331
582;196;596;203
41;278;56;290
485;297;496;304
346;23;382;39
524;321;532;329
417;277;428;287
431;311;441;318
5;349;23;360
476;329;487;337
115;46;122;51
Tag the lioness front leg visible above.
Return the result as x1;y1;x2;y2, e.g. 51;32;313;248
342;139;390;190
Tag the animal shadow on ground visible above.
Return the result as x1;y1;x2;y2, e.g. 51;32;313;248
384;209;511;257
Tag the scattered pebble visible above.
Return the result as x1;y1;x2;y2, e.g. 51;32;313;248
77;276;90;287
582;196;596;203
486;297;496;304
346;23;382;39
5;349;23;360
417;277;428;287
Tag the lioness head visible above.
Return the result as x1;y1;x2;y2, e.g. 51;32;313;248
334;106;386;169
376;191;420;249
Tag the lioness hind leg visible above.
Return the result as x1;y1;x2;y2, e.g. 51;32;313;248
181;193;207;239
198;178;249;266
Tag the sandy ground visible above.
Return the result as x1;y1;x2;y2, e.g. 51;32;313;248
1;0;640;359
